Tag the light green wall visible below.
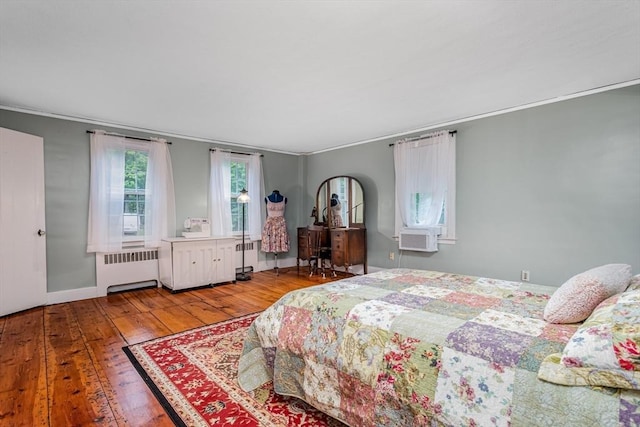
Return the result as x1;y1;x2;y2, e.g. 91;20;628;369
0;110;301;292
305;85;640;285
1;85;638;292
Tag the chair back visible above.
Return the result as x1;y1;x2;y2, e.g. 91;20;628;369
307;225;324;258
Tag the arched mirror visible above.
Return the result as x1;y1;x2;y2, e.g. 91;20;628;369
313;176;365;228
300;175;367;276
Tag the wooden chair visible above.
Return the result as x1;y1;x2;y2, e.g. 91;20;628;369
307;225;332;278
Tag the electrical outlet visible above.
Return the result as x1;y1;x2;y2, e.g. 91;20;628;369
389;251;395;260
521;270;530;282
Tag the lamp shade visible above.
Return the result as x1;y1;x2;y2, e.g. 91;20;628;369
237;188;250;203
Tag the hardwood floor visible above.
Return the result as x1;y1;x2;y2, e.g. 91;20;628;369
0;269;340;426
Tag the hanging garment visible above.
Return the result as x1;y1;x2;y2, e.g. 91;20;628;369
261;200;290;253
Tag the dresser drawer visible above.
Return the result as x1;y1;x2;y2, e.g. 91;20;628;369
297;228;309;260
332;251;345;266
332;230;346;241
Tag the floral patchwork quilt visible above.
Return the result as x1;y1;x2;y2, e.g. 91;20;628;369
238;269;639;426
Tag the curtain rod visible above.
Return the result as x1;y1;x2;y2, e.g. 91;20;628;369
388;130;457;147
86;130;172;144
210;148;264;157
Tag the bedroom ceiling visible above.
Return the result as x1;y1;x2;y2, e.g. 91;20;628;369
1;1;639;155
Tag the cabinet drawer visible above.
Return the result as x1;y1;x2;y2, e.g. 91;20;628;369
332;230;346;241
332;251;345;266
298;238;308;250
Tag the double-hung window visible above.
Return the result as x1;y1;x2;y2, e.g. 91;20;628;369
123;148;148;239
394;130;456;242
87;131;175;252
209;150;264;240
229;158;248;234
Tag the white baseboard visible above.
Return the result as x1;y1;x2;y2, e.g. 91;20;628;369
257;256;298;272
47;286;98;305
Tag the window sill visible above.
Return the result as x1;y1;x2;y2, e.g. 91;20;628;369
122;239;145;249
392;235;456;245
437;237;457;245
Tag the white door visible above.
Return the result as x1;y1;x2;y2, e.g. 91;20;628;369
0;127;47;316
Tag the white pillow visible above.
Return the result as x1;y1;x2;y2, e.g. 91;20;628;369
627;274;640;291
543;264;632;324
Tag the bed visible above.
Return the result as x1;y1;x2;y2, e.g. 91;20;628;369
238;268;640;426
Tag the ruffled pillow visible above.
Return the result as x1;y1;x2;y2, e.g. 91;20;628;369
538;289;640;390
544;264;632;324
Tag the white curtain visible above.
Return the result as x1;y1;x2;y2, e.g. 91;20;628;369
87;132;126;252
247;153;265;241
209;150;233;238
394;130;455;235
87;132;176;252
144;138;176;248
208;150;264;239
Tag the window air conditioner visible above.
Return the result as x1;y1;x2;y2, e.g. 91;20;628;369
399;227;441;252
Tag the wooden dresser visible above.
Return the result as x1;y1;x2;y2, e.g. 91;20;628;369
297;227;367;275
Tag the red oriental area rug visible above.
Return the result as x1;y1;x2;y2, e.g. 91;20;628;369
123;312;345;427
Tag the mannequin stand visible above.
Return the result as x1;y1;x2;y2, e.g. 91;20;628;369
272;253;288;276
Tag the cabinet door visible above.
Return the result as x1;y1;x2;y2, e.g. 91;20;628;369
158;241;173;287
172;241;215;290
214;239;236;283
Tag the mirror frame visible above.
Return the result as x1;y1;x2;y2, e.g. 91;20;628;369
313;175;365;229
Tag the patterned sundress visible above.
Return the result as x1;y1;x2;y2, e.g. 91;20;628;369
261;200;290;253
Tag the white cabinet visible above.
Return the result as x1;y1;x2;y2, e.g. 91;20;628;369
159;238;235;291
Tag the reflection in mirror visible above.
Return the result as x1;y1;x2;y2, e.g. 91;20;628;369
329;177;347;228
314;176;364;228
317;183;328;224
351;179;364;225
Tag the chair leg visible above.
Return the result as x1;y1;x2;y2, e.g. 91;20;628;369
329;262;336;277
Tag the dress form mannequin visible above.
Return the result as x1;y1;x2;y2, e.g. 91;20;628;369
266;189;286;204
330;193;344;227
261;190;290;275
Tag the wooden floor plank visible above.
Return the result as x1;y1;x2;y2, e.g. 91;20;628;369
123;288;176;313
96;292;141;320
44;304;117;426
0;308;48;426
180;301;236;325
163;288;205;304
111;311;173;345
188;288;228;309
151;305;206;333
